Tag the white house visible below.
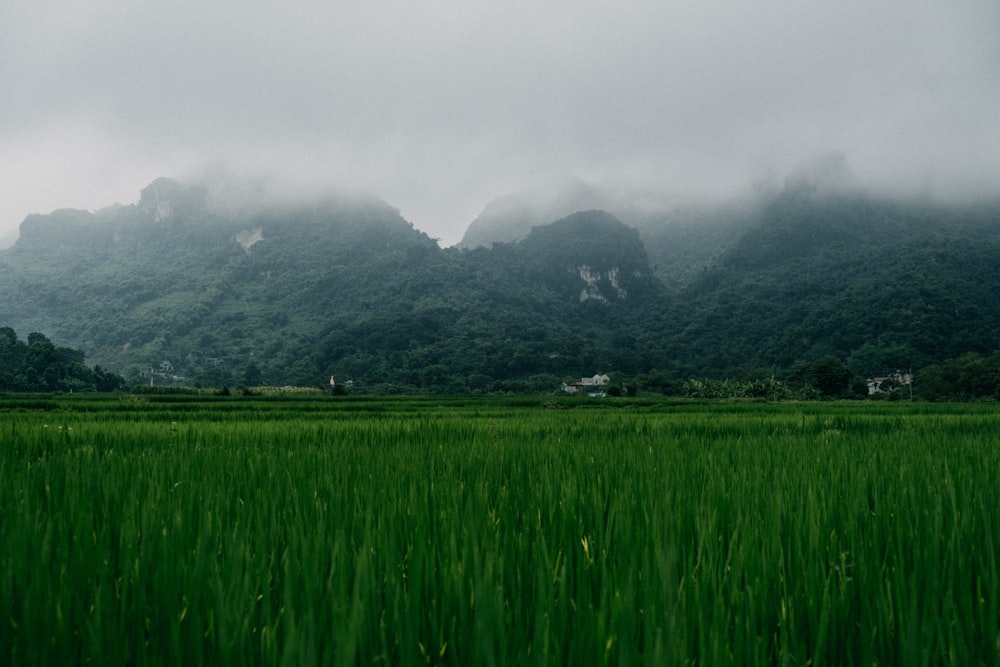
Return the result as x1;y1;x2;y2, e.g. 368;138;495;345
562;373;611;395
866;371;912;395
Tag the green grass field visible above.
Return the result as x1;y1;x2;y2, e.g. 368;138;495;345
1;394;998;665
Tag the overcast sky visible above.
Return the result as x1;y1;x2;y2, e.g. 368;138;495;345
2;1;998;246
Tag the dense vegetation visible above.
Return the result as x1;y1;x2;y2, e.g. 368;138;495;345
660;189;1000;377
1;176;999;392
2;395;998;664
914;350;1000;401
0;327;123;392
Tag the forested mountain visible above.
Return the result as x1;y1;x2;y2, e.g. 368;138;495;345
663;185;1000;378
0;180;658;389
2;174;999;392
456;179;760;290
457;179;615;250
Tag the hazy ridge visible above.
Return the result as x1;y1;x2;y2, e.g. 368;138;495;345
2;172;999;391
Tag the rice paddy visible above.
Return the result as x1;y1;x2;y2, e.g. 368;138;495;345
1;394;998;665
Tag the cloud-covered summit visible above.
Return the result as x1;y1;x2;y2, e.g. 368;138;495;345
2;0;998;247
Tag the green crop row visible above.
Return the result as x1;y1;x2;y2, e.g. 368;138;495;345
1;396;998;665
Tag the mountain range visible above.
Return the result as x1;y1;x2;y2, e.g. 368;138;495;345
2;168;999;392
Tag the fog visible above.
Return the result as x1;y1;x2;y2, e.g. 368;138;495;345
2;0;998;247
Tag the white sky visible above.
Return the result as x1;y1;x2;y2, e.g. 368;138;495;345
2;0;999;246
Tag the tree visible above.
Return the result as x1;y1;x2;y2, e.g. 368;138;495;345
91;366;122;392
789;355;853;397
635;369;680;395
0;328;125;392
243;362;263;387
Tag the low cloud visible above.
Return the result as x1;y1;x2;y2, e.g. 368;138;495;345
2;0;998;246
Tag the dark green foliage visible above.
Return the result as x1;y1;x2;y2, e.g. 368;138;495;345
915;351;1000;401
130;384;201;395
0;327;123;392
789;355;855;397
3;176;1000;393
516;210;660;301
659;191;1000;378
633;369;682;395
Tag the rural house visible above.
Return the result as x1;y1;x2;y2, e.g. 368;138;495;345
562;373;611;395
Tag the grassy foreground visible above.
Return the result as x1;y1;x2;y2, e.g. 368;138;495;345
1;394;998;665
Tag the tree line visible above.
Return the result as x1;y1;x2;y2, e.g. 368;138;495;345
5;322;1000;402
0;327;124;392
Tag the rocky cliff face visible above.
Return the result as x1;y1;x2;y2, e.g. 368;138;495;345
577;265;631;303
513;210;660;304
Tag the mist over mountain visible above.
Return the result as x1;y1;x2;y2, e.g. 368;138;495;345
670;188;1000;376
2;168;1000;392
457;179;619;249
0;177;657;389
5;2;998;259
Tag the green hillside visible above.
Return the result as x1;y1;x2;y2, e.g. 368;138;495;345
2;175;1000;392
666;187;1000;377
0;182;656;389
